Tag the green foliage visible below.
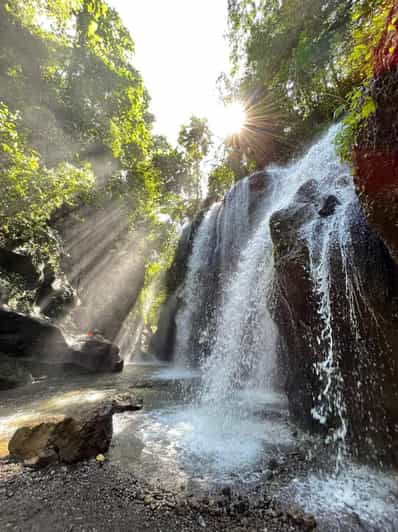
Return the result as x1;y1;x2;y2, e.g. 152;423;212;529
178;116;212;164
152;136;189;196
0;0;194;266
0;0;153;214
229;1;351;126
208;163;236;200
0;269;36;313
0;102;94;252
0;0;203;333
335;1;390;161
226;0;390;160
177;116;213;204
335;91;376;161
347;0;391;82
140;228;179;330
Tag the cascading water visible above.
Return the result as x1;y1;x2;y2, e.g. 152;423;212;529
174;177;251;368
200;187;279;404
169;124;356;468
308;197;351;471
216;176;250;272
138;124;397;528
197;124;353;439
174;203;221;366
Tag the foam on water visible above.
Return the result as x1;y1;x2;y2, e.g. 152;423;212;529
284;465;398;531
111;385;293;486
137;125;398;524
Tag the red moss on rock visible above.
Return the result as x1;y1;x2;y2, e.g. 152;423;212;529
354;4;398;263
374;4;398;76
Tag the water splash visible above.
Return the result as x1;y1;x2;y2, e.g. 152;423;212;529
173;124;388;473
308;213;350;471
200;207;278;404
174;177;251;367
283;465;398;531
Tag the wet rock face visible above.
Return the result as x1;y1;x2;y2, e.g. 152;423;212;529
165;219;203;296
345;13;398;465
331;202;398;465
0;249;39;289
151;174;271;362
0;248;76;318
270;178;398;466
148;291;180;362
0;356;32;390
0;307;123;384
149;219;201;361
270;180;324;433
9;413;113;466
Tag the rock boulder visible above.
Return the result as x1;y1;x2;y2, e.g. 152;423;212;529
270;176;398;466
8;395;143;466
0;307;123;380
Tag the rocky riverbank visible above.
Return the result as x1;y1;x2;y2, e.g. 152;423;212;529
0;457;316;532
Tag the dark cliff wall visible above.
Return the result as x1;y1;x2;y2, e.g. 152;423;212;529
270;178;398;467
149;216;203;361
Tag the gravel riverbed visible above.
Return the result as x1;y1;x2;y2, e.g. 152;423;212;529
0;457;315;532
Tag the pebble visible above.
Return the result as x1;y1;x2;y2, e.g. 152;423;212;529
197;515;206;528
263;469;273;481
221;486;232;498
0;452;316;532
268;458;279;470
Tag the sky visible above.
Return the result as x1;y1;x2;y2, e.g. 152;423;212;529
107;0;231;143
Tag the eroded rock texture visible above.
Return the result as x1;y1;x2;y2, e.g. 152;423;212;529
8;394;143;466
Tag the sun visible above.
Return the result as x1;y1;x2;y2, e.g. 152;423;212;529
211;102;246;138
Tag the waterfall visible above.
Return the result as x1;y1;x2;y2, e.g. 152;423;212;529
174;203;221;366
215;176;250;272
172;124;391;464
200;126;350;409
200;193;278;404
174;177;251;367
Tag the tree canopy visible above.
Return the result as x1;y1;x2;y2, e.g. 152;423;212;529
0;0;202;262
226;0;392;164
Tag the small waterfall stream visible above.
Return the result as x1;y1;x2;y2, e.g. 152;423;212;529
174;203;221;366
